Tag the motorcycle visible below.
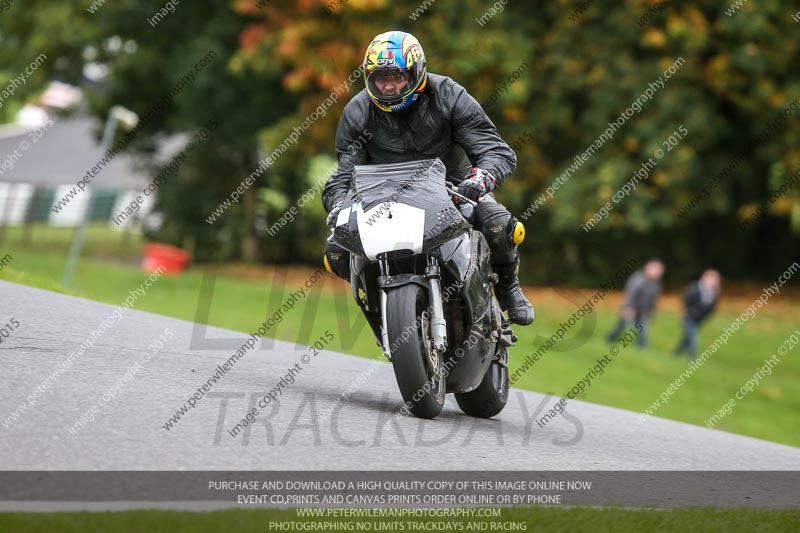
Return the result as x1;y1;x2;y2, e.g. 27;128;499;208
327;158;516;419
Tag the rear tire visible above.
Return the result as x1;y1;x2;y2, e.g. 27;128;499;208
455;347;508;418
386;284;445;419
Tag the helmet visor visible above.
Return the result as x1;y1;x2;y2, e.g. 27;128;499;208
367;68;418;104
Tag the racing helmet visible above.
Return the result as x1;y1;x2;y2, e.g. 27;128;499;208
363;31;428;112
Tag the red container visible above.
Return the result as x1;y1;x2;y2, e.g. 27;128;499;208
142;243;191;274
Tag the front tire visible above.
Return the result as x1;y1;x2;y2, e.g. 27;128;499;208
455;347;509;418
386;284;445;419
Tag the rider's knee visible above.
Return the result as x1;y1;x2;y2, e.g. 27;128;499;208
480;213;525;257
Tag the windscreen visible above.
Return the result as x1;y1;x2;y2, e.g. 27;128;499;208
352;158;451;213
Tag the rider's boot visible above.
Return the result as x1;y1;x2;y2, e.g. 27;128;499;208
493;251;534;326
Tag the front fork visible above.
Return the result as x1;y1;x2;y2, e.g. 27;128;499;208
377;256;449;360
425;256;448;352
380;288;391;359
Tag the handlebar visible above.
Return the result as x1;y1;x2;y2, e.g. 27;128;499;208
446;184;479;207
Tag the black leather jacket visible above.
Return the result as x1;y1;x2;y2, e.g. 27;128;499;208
683;281;719;323
322;73;517;212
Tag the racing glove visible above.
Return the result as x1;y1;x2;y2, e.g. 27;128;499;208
326;200;344;229
455;168;497;204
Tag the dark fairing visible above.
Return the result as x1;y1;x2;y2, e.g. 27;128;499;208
350;158;472;251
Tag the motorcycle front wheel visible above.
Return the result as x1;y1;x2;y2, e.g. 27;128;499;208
386;283;445;419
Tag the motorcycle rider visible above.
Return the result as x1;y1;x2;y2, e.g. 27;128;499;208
322;30;533;326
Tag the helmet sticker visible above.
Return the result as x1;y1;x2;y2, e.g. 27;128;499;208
377;50;396;67
406;45;421;67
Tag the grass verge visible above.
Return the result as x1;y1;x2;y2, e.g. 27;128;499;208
0;506;799;533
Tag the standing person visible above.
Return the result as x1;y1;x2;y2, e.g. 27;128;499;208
322;30;533;325
606;259;665;347
674;269;721;360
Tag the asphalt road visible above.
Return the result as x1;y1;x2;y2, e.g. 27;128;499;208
2;280;799;474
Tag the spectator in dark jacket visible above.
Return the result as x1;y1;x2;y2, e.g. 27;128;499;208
674;269;721;360
606;259;665;348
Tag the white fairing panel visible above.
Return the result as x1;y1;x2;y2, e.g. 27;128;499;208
335;206;352;226
355;201;425;260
